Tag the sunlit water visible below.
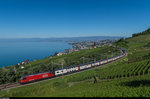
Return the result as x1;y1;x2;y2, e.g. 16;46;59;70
0;41;72;67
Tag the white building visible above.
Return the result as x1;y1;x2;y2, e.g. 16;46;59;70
21;66;24;69
57;53;64;56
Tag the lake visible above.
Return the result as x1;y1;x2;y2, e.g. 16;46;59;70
0;41;72;67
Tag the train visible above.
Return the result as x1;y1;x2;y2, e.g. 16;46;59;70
19;72;54;84
19;49;126;84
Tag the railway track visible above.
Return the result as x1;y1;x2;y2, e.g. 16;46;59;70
0;82;20;91
0;53;127;91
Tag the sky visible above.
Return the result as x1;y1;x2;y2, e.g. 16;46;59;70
0;0;150;38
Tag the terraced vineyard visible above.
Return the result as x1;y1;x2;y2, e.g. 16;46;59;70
66;58;150;83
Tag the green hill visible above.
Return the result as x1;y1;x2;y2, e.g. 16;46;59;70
1;28;150;97
0;45;120;84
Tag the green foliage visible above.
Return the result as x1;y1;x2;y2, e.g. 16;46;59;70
53;79;68;89
132;28;150;37
114;38;128;49
0;69;16;84
144;42;150;47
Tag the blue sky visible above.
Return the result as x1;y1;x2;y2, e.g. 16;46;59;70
0;0;150;38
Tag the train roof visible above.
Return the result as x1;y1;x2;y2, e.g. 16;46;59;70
21;71;51;78
54;65;79;71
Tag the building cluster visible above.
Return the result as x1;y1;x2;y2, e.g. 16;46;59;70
69;39;117;50
56;52;67;56
56;49;79;56
55;39;118;57
17;59;29;69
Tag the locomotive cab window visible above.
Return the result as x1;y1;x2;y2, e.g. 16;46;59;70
20;77;23;80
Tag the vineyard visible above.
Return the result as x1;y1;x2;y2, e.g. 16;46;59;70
66;58;150;83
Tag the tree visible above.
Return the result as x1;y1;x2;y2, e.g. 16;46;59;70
114;38;128;49
132;28;150;37
53;52;58;56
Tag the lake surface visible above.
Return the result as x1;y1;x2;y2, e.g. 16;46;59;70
0;41;72;67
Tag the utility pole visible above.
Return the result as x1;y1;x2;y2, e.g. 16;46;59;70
51;61;63;76
61;63;63;77
107;54;108;60
112;52;114;61
81;57;93;64
13;66;17;74
101;55;104;61
94;58;96;62
83;57;85;64
51;62;53;73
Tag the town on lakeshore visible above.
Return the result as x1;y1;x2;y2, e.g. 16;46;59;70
14;39;118;69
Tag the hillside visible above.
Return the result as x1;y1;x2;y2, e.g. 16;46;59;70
127;34;150;63
1;28;150;97
0;45;120;84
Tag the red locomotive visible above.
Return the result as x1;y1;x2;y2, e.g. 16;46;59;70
19;72;54;84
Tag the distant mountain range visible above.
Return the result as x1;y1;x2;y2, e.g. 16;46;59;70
0;36;123;42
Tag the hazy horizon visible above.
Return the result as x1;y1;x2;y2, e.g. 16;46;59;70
0;35;125;39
